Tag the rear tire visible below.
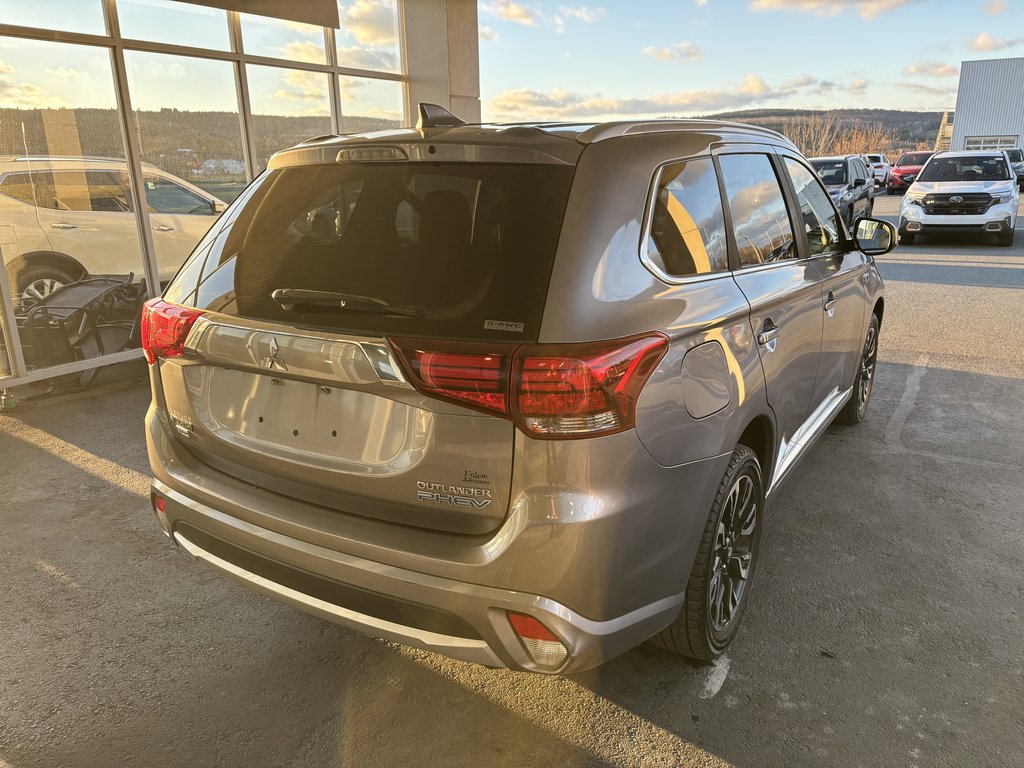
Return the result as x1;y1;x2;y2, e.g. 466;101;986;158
651;445;764;662
13;263;78;303
997;230;1014;247
838;313;880;425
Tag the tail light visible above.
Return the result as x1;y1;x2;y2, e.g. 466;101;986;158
507;612;568;669
141;299;205;364
390;333;667;439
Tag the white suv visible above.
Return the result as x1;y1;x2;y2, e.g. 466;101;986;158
898;150;1018;247
865;154;890;186
1;156;226;301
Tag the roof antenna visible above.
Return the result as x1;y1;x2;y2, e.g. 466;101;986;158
416;102;465;135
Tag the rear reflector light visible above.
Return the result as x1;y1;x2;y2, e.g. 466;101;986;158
390;333;667;439
141;299;205;364
507;612;568;669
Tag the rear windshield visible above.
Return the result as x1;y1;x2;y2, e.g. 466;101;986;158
1006;149;1023;163
895;152;932;167
810;159;846;185
163;161;574;341
918;156;1010;182
866;155;882;163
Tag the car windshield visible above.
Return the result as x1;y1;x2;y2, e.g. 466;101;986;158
810;160;846;185
1005;149;1023;163
918;156;1011;182
896;152;932;167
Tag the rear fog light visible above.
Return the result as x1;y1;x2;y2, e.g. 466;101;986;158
507;611;569;669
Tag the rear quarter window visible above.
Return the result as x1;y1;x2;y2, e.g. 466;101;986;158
644;157;728;279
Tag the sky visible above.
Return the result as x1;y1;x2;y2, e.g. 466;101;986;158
1;0;1022;124
478;0;1024;121
0;0;404;120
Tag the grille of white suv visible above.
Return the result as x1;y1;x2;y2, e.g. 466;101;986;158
921;192;992;215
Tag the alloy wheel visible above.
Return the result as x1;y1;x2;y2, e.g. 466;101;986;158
708;473;758;632
857;323;878;414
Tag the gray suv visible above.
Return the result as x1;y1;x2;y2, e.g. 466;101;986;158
144;106;892;674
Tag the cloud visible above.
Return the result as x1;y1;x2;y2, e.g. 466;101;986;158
485;73;832;121
900;82;957;97
482;1;603;32
273;69;328;104
337;45;398;71
279;40;326;63
46;66;86;79
559;5;606;22
340;0;397;45
642;42;702;61
846;78;868;95
968;31;1024;51
279;19;321;35
481;0;539;26
479;25;499;41
695;0;708;5
984;0;1007;13
905;62;959;77
0;79;66;109
750;0;913;20
0;60;13;74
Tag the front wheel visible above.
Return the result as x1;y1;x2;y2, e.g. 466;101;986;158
997;229;1014;247
838;313;880;425
651;445;764;662
900;231;916;245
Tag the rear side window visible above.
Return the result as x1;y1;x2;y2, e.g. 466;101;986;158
165;161;574;341
0;170;132;212
645;157;728;278
718;154;796;267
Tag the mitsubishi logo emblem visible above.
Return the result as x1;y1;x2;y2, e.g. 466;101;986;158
949;195;964;203
262;337;287;371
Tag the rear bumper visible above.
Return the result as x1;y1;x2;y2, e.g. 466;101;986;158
146;402;729;673
153;480;683;673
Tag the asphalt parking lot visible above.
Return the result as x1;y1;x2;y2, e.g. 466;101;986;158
2;190;1022;768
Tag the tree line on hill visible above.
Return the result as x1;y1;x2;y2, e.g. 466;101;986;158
703;108;942;156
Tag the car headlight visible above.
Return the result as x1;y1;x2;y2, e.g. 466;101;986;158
990;189;1016;204
903;190;925;207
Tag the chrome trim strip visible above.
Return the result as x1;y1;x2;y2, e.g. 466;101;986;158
768;386;852;496
173;531;501;665
182;316;412;389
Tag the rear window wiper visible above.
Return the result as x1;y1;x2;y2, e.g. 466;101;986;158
271;288;426;319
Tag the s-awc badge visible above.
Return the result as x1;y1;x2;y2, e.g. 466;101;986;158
484;319;525;332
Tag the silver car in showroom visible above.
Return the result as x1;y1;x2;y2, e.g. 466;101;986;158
144;105;891;673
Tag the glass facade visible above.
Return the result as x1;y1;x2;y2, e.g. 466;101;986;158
0;0;406;384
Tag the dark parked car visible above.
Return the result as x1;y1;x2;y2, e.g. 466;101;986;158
144;106;893;674
809;155;876;229
887;151;934;194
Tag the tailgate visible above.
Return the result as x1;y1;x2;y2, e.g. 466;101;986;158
156;316;514;535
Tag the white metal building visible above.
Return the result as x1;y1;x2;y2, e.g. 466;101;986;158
950;56;1024;152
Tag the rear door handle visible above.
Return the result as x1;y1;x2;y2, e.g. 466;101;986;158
824;292;837;315
152;224;175;232
50;222;78;230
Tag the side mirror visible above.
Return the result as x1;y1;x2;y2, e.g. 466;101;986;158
853;178;866;188
854;217;896;256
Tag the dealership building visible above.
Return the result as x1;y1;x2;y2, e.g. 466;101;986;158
0;0;478;389
949;56;1024;152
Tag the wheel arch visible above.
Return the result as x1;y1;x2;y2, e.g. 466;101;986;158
5;251;87;285
737;414;775;489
